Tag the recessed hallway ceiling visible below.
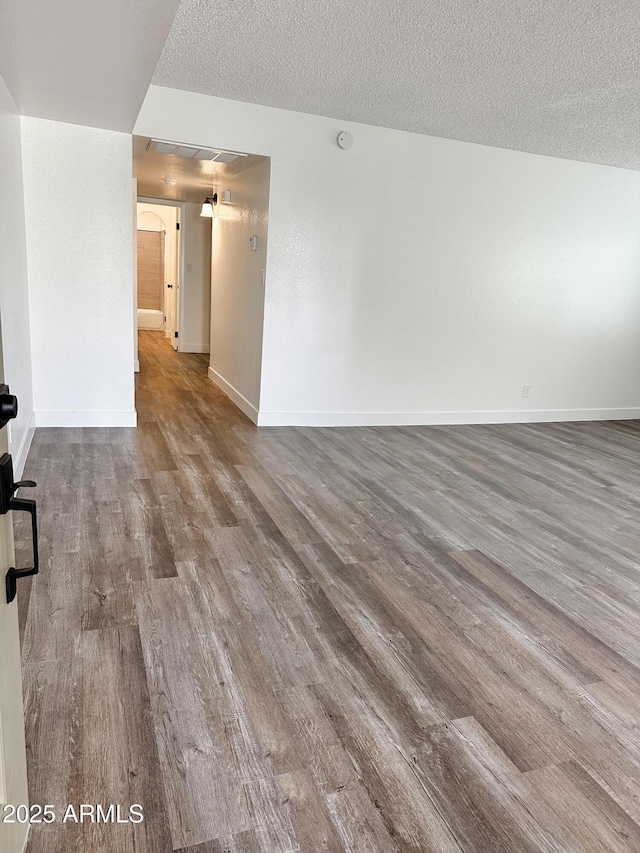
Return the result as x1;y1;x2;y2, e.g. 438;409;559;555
153;0;640;170
133;135;267;202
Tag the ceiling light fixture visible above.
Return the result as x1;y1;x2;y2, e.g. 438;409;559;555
200;193;218;217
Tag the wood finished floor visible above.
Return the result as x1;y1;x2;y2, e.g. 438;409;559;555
17;330;640;852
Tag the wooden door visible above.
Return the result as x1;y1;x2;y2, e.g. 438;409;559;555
137;230;164;311
0;315;29;852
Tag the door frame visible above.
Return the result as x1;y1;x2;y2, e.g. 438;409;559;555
136;197;186;352
0;307;29;853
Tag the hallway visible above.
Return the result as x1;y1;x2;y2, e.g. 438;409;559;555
18;331;640;851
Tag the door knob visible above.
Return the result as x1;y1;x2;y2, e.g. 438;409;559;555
0;384;17;429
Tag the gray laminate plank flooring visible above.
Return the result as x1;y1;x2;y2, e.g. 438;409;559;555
17;330;640;852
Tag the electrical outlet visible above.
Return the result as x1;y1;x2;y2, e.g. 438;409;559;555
522;384;531;398
186;263;193;273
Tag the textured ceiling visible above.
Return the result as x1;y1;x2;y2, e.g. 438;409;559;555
0;0;181;131
133;135;267;202
153;0;640;170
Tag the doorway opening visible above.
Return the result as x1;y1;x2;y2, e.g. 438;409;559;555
132;135;271;424
133;189;213;369
136;202;181;347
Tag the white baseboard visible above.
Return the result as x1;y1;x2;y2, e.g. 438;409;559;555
207;367;258;424
256;407;640;427
12;411;36;478
134;359;140;373
181;344;210;354
35;410;138;428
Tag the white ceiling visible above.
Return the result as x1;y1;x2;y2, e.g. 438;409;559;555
0;0;181;131
153;0;640;170
133;135;267;202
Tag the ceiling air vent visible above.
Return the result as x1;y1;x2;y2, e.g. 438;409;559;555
146;139;247;164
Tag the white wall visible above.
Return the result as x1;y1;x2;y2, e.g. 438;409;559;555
22;117;135;427
181;202;211;354
137;87;640;426
0;75;34;474
207;162;269;420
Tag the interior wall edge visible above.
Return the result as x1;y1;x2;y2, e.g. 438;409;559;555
207;366;258;424
12;411;35;479
0;73;35;472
